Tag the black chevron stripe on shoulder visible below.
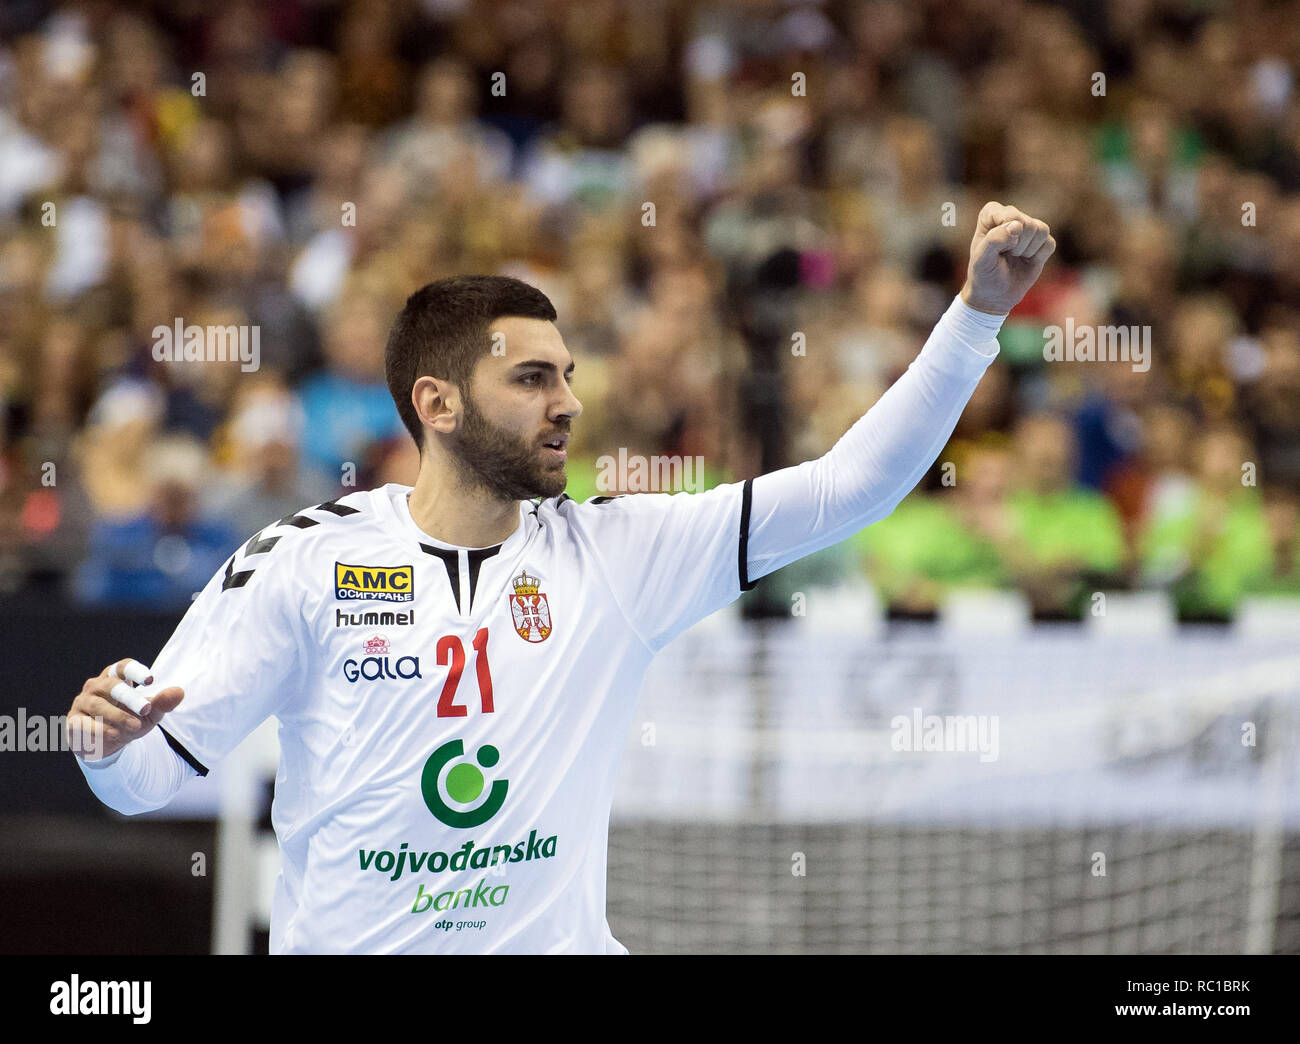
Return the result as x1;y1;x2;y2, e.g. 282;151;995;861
589;494;627;504
222;554;256;591
243;531;282;557
221;497;363;592
273;498;363;530
314;499;361;516
222;562;256;591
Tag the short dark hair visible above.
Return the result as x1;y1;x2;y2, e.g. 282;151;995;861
385;275;558;453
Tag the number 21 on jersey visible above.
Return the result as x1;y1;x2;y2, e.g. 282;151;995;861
435;627;493;717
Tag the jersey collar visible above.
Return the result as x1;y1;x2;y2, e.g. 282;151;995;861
372;483;538;559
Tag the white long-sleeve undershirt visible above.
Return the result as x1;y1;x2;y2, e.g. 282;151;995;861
744;293;1003;581
77;725;195;815
74;293;1003;815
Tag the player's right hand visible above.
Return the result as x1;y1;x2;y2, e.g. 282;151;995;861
960;201;1055;316
66;658;185;762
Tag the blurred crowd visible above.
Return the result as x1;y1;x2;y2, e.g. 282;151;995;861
1;0;1298;619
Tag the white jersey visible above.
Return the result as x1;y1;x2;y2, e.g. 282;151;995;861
159;481;750;954
76;294;1005;953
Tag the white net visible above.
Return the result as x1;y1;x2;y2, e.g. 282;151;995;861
607;823;1261;954
606;599;1300;954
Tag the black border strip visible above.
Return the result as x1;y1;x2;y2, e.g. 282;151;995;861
420;544;462;612
739;478;757;591
158;725;209;778
465;544;503;611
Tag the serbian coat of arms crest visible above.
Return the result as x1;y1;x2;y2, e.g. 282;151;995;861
508;568;552;642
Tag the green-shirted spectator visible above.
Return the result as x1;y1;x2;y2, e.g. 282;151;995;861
1247;486;1300;597
1141;427;1272;618
1002;414;1126;617
853;440;1010;612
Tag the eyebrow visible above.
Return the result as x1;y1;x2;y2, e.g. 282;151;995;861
511;359;575;375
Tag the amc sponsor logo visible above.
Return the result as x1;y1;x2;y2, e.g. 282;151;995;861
335;562;414;602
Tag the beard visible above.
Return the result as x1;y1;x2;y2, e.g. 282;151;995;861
446;388;568;501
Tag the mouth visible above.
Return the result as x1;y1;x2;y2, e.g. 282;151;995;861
540;433;569;463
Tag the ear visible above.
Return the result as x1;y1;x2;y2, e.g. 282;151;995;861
413;375;460;435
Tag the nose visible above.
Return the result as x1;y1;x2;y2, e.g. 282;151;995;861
554;380;583;421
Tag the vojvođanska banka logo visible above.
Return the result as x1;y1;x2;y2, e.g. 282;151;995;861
421;739;508;827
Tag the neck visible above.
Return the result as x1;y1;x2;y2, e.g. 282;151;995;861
405;462;523;548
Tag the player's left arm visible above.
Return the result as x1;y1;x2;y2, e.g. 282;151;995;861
744;202;1056;582
571;204;1052;652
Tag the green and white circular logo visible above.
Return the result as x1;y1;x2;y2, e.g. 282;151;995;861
421;739;509;827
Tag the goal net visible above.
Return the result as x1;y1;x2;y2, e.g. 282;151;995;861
605;598;1300;954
